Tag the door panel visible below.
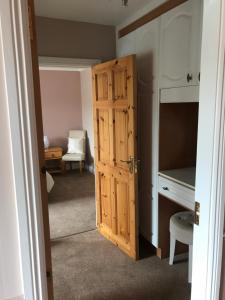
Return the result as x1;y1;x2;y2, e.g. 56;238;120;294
114;109;129;169
92;55;138;259
95;72;110;101
98;109;111;163
159;0;193;88
99;173;112;229
113;67;128;100
116;179;130;242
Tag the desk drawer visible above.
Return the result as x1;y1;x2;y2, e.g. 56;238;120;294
158;176;195;210
45;149;62;160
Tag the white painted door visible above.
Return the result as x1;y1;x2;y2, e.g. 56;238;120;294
159;0;202;89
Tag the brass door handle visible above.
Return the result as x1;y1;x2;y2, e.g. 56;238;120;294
120;159;132;164
120;157;140;174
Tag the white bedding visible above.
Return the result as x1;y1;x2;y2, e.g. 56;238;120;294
46;171;54;193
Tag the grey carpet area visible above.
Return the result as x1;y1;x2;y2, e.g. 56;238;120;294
48;171;96;239
51;230;191;300
49;171;191;300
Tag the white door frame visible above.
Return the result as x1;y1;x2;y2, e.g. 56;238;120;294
0;1;48;299
1;0;225;299
191;0;225;299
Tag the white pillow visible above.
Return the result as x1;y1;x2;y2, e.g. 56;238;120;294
67;137;84;154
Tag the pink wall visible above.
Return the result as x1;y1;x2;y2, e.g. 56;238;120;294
40;70;82;150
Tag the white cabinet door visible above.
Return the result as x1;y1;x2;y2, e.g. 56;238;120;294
159;0;202;89
190;0;203;85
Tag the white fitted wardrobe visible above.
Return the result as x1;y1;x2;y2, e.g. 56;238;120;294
116;0;202;255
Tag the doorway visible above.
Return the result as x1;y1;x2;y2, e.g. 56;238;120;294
37;55;193;299
39;67;96;240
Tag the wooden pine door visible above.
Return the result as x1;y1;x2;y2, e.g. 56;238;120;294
92;55;138;259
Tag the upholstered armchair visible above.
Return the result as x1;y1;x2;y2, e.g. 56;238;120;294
62;130;86;173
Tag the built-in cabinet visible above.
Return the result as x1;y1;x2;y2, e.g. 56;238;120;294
116;0;202;250
159;0;202;90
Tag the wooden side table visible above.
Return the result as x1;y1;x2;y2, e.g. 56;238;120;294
44;147;64;174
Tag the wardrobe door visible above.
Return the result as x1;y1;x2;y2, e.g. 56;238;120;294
159;0;202;89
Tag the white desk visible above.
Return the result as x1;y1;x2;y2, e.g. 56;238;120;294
158;167;196;210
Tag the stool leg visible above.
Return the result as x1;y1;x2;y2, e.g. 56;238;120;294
169;234;176;265
188;244;193;283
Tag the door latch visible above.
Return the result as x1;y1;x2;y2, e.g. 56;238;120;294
120;156;140;174
194;201;200;225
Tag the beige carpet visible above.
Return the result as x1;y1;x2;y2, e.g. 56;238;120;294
48;171;96;239
49;171;191;300
51;230;191;300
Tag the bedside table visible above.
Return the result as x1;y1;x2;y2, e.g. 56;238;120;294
44;147;64;173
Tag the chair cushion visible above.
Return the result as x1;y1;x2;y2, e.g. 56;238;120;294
62;153;85;161
67;137;84;154
170;211;194;245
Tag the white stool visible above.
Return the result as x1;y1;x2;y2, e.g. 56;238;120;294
169;211;194;283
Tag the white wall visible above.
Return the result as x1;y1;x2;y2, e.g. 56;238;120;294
80;68;95;172
116;0;166;245
0;35;23;300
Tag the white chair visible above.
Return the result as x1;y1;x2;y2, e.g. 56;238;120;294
169;211;194;283
62;130;86;173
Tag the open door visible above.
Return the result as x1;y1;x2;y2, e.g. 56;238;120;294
92;55;138;259
27;0;54;298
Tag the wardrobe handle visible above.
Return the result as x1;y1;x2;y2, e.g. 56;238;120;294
187;73;193;83
198;72;200;82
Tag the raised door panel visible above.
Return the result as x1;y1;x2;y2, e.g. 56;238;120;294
159;0;193;88
99;172;112;229
115;179;130;243
97;109;111;164
94;71;111;102
112;67;128;101
114;109;129;170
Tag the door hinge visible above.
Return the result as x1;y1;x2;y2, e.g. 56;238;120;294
194;201;200;225
28;5;34;41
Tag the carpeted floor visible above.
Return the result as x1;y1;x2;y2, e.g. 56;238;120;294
48;171;96;239
49;171;191;300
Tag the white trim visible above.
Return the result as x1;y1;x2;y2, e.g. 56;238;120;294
191;0;225;299
38;56;100;71
1;0;47;299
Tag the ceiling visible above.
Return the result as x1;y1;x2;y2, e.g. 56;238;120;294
34;0;151;26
